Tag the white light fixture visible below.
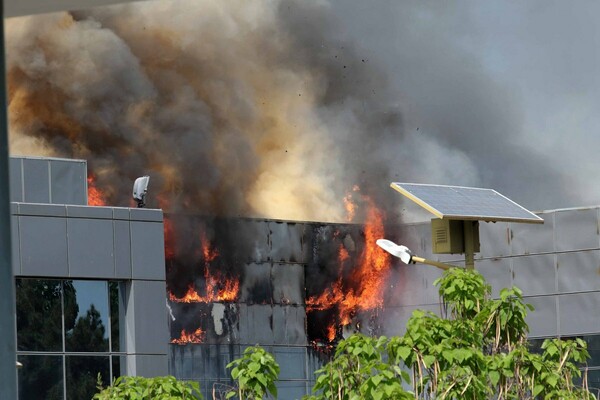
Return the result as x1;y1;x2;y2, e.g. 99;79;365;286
132;176;150;208
376;239;454;271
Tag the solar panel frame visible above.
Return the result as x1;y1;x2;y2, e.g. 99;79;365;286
391;183;544;224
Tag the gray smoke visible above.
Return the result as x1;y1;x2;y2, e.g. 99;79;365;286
6;0;585;223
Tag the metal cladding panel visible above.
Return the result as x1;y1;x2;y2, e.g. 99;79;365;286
240;263;272;304
272;263;304;305
477;258;512;298
67;218;114;278
9;157;23;202
554;208;600;252
22;158;50;203
242;219;270;263
130;208;163;222
274;347;307;380
130;221;165;280
114;220;132;279
18;202;66;217
131;280;169;355
525;296;558;337
272;306;307;345
557;251;600;293
388;263;443;307
478;221;510;259
512;254;556;296
127;355;168;377
169;346;194;379
66;204;113;218
19;216;68;276
269;221;305;263
49;159;87;205
511;212;555;256
276;381;309;399
244;305;274;345
559;292;600;336
11;216;20;275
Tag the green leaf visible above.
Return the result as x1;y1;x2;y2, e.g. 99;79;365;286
489;370;500;386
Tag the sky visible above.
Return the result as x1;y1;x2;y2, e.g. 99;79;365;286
6;0;600;222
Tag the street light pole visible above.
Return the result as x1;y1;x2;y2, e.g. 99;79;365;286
376;239;459;271
0;1;18;397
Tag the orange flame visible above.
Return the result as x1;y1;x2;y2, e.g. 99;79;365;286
306;190;391;341
171;327;205;345
87;175;106;206
168;232;240;303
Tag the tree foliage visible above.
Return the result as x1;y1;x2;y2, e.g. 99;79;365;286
94;375;202;399
305;268;596;400
226;345;280;399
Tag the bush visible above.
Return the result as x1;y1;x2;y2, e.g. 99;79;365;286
93;375;202;399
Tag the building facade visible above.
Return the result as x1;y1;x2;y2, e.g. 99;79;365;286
10;156;169;400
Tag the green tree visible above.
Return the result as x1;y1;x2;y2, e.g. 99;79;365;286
306;268;596;400
94;375;202;399
226;346;280;399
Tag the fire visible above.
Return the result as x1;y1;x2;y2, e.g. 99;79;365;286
164;217;176;260
306;189;392;342
87;175;106;206
168;231;240;303
171;327;205;345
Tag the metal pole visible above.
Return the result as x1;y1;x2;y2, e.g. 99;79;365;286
463;221;476;269
0;0;18;397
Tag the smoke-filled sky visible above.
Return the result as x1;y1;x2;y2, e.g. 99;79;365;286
6;0;600;222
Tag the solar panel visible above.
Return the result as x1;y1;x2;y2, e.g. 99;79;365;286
391;183;543;224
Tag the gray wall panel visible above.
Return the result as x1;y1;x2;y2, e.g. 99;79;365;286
559;292;600;336
19;216;68;276
388;264;442;307
128;355;168;377
477;258;512;298
130;208;163;222
272;263;304;305
19;203;66;217
273;306;307;345
554;208;599;252
512;254;556;296
525;296;558;337
131;221;165;280
510;213;554;256
245;305;274;344
67;218;114;278
9;157;23;202
11;216;20;275
114;220;132;279
22;158;50;203
66;205;112;218
50;160;86;205
557;251;600;293
130;280;169;355
269;221;304;263
274;347;307;380
240;263;272;304
276;381;309;400
478;221;510;259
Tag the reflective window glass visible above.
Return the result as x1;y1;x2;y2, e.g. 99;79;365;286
18;355;63;400
65;280;109;352
111;355;125;381
109;281;122;352
16;279;63;351
65;355;109;400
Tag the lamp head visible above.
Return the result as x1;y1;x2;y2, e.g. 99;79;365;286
376;239;413;264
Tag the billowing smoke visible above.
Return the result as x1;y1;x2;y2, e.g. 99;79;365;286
5;0;408;222
6;0;578;224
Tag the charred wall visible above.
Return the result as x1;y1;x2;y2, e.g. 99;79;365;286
166;215;407;399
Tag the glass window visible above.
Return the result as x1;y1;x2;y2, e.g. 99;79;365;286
109;281;122;352
65;355;109;400
18;355;63;400
65;280;110;352
16;279;63;351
